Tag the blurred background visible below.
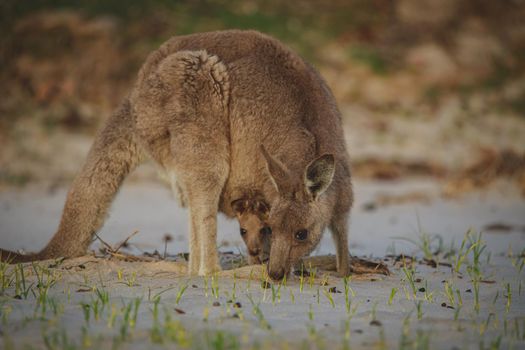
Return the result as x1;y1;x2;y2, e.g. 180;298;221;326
1;0;524;196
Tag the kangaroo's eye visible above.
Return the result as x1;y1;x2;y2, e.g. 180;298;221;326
260;226;272;236
295;229;308;241
240;228;247;236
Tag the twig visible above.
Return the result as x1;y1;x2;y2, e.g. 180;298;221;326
114;230;139;253
94;233;114;252
94;230;139;255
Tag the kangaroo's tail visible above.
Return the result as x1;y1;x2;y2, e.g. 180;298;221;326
0;98;142;263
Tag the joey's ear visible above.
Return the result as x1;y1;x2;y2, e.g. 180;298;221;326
260;145;292;195
231;199;248;215
304;154;335;200
255;200;270;217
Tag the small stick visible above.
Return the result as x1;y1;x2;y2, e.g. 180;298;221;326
94;230;139;255
114;230;139;253
94;233;114;252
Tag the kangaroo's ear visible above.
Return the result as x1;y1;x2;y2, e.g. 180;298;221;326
231;198;248;215
260;145;293;195
304;154;335;200
255;200;270;219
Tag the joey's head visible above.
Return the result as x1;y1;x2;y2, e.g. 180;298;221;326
231;198;272;264
260;146;336;281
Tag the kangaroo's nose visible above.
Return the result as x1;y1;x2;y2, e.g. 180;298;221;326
268;267;285;281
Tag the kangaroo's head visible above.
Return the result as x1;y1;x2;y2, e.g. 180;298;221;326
260;146;335;281
231;197;272;264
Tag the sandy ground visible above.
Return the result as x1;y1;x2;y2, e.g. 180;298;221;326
0;179;524;349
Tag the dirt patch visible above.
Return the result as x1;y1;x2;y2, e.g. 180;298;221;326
352;158;447;181
483;222;525;234
352;149;525;197
443;149;525;197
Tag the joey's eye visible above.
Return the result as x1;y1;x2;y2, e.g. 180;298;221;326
260;226;272;236
240;228;247;236
295;229;308;241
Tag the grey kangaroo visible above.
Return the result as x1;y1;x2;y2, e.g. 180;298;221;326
0;30;353;280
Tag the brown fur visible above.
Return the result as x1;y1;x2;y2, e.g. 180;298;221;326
0;30;353;278
231;195;271;264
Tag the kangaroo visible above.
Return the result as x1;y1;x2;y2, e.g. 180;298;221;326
260;146;353;280
231;195;271;264
0;30;353;279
